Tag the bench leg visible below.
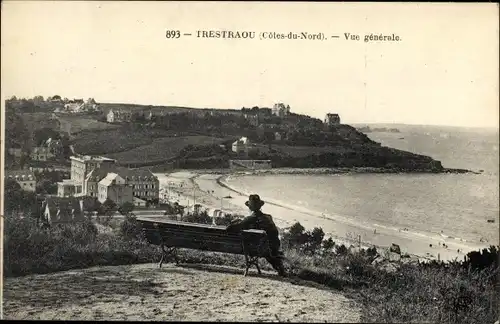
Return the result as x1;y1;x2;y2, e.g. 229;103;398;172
159;245;179;268
243;255;261;276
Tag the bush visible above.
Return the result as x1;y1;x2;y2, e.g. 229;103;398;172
183;210;213;224
118;215;145;241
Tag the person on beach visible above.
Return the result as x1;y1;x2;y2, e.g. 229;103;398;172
225;194;286;277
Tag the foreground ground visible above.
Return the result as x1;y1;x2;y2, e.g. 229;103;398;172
3;263;361;322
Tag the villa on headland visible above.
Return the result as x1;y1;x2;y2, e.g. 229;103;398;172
324;113;341;126
272;103;291;118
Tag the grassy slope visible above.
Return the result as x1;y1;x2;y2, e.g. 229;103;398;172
106;135;228;165
3;215;498;324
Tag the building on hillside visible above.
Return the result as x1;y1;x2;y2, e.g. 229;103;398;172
107;109;133;123
98;173;133;205
144;110;154;121
57;179;77;197
64;99;85;113
45;138;64;157
6;170;36;192
272;103;291;118
42;197;85;225
229;160;272;170
232;137;251;155
243;113;259;127
116;167;159;203
83;165;159;203
30;146;54;161
7;148;23;158
324;113;341;126
69;155;116;195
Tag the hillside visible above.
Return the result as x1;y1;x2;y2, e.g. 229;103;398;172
5;101;468;173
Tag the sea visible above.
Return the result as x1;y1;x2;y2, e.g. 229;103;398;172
225;124;499;246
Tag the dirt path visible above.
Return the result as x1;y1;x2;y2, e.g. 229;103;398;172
3;263;361;322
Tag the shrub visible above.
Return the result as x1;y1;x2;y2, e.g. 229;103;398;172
118;215;145;241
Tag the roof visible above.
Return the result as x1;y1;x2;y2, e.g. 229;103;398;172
114;167;157;181
233;137;250;145
44;197;83;222
99;173;123;186
6;170;36;181
134;197;147;203
85;165;158;182
70;155;116;163
86;166;112;182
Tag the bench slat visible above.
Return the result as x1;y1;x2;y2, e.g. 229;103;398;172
138;219;271;257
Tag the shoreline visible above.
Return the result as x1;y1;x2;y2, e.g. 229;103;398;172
155;170;490;263
166;166;478;176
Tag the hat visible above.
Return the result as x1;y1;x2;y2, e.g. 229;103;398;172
245;194;265;208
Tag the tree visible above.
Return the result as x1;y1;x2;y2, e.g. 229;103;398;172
119;201;135;216
100;199;117;216
4;178;38;217
36;179;57;195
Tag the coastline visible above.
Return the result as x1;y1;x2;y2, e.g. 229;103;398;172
175;166;477;176
154;169;489;263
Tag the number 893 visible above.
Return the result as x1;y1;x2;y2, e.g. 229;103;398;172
166;30;181;38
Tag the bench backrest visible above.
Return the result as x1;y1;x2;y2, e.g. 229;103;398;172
137;217;271;257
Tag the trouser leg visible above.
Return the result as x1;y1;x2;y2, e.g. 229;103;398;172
266;256;286;276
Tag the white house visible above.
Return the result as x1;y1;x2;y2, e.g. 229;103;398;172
232;137;251;154
324;113;341;126
272;103;290;118
98;173;133;206
6;170;37;192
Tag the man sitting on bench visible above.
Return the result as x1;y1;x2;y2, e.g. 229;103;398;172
226;194;286;277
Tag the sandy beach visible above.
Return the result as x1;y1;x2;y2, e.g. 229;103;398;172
3;263;360;322
154;170;489;262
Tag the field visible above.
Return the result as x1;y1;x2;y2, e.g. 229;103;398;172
57;114;119;133
106;135;228;165
20;113;60;131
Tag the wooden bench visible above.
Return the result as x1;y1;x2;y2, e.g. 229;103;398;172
137;217;272;276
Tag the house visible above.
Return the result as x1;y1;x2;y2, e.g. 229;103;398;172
107;109;133;123
232;137;251;154
144;110;154;121
30;146;54;161
7;147;23;158
42;197;85;225
70;155;117;194
83;164;159;203
243;113;259;127
64;99;85;113
115;167;159;203
272;103;291;118
98;173;133;205
6;170;37;192
57;179;77;197
45;138;64;156
324;113;341;126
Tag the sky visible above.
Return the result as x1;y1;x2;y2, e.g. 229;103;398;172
1;1;499;128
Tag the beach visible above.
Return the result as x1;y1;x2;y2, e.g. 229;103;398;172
154;170;490;262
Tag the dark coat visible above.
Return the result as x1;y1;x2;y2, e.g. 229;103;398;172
226;210;281;251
